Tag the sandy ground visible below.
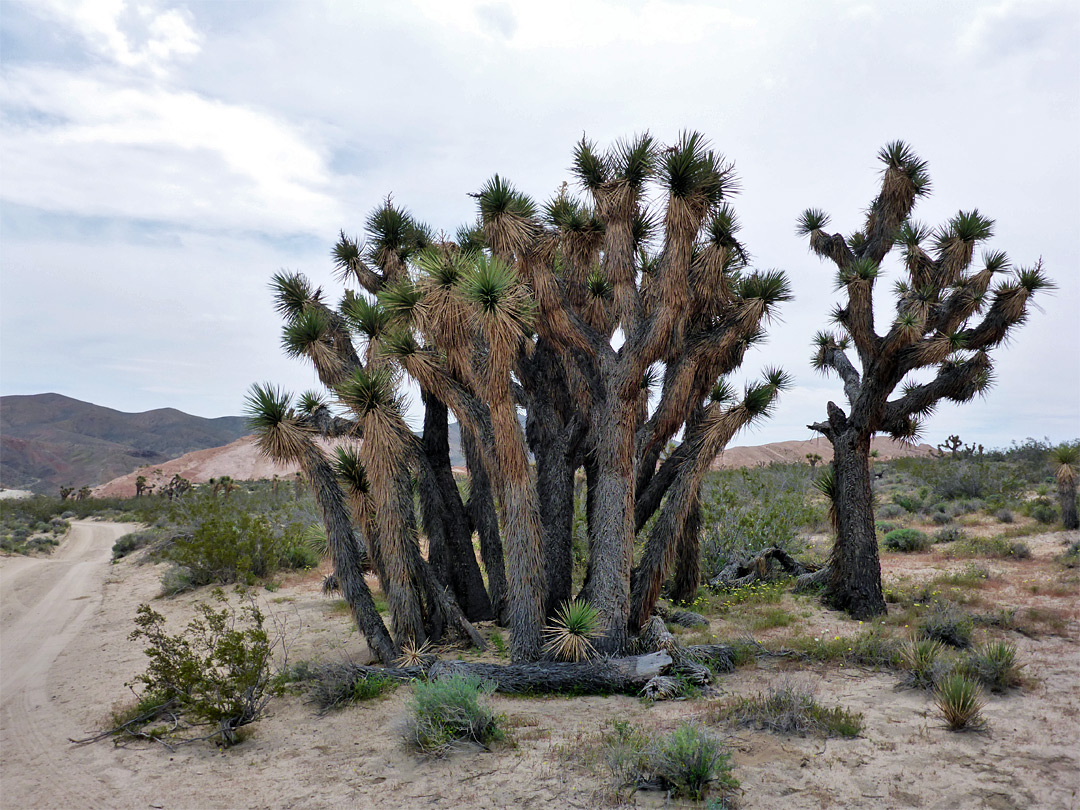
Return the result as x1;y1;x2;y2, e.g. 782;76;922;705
1;522;1077;809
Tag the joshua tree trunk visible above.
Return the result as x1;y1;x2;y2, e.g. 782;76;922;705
668;497;702;604
420;393;493;621
1060;479;1079;530
462;424;508;620
824;428;886;618
588;391;636;654
299;446;398;665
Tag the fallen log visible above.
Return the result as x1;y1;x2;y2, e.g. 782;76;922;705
708;546;819;589
428;651;673;694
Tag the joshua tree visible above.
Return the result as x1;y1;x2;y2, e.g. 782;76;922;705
1050;444;1079;530
257;131;791;661
798;141;1053;618
806;453;823;468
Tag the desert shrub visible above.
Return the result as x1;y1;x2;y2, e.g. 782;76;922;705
899;638;946;689
160;565;197;595
953;536;1031;560
161;495;315;589
1031;503;1057;524
404;675;501;756
602;721;738;803
602;719;652;788
126;591;282;745
722;681;862;737
883;528;931;552
930;511;953;525
112;530;161;559
959;641;1023;692
875;521;900;535
934;527;968;544
934;674;986;731
891;493;922;513
699;464;822;577
878;503;906;519
920;605;974;648
651;723;738;801
995;508;1014;523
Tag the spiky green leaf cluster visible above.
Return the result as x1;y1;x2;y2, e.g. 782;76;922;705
660;131;735;203
336;367;401;417
271;271;319;319
796;208;830;237
281;308;331;358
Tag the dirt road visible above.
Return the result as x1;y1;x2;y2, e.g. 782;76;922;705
1;521;138;808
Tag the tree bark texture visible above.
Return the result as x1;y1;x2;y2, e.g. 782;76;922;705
462;424;508;621
420;393;493;621
825;431;887;618
1059;480;1079;530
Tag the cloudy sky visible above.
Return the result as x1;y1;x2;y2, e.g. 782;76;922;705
1;0;1077;450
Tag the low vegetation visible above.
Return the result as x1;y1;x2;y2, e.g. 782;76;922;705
934;674;986;732
720;682;863;737
602;720;739;803
404;675;502;756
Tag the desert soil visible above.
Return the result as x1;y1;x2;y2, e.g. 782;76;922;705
1;522;1077;810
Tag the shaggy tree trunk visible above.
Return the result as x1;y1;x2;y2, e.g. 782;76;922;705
588;391;636;654
825;430;886;618
668;496;702;604
1059;480;1079;530
462;425;508;621
299;448;397;665
530;420;576;615
420;394;493;621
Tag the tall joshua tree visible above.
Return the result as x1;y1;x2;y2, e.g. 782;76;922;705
260;131;791;662
1050;444;1079;530
798;141;1053;618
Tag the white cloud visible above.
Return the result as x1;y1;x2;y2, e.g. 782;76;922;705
0;68;342;234
31;0;200;74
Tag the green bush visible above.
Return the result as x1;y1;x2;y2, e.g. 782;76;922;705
404;675;501;756
995;508;1014;523
899;638;945;689
953;536;1031;560
126;591;281;746
878;503;907;519
699;464;822;577
161;494;316;589
651;723;739;801
112;530;161;559
1031;503;1057;524
883;528;931;552
891;493;922;512
602;721;738;803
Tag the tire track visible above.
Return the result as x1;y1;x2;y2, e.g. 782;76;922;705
1;521;137;808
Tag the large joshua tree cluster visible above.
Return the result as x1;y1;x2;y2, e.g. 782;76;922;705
247;132;793;663
247;133;1049;663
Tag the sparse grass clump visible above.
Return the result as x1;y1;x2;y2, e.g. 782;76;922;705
404;674;501;756
933;527;968;544
934;674;986;731
883;528;931;552
920;605;974;649
721;682;863;738
602;721;738;803
958;641;1023;692
791;628;900;669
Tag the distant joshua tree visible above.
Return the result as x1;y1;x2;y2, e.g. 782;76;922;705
1050;444;1079;530
798;141;1052;618
805;453;823;468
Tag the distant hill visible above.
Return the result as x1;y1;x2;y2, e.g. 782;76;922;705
0;393;249;495
714;436;934;468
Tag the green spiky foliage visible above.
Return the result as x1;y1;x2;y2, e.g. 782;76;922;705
542;599;602;662
800;143;1053;620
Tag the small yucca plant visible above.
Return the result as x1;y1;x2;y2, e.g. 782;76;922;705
901;638;944;689
934;674;986;731
960;640;1023;692
398;640;435;668
543;599;601;662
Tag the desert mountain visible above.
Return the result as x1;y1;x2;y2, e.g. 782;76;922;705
92;432;932;499
0;393;249;495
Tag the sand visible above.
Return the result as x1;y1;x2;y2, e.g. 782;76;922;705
1;522;1077;809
